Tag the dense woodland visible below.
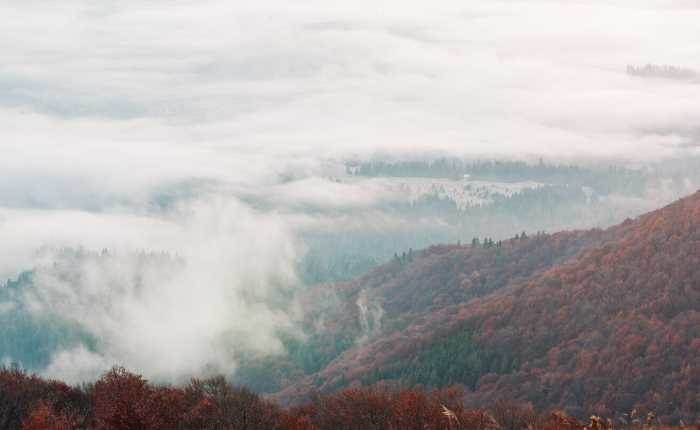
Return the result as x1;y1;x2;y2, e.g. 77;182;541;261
347;159;647;194
299;157;700;285
2;177;700;426
626;64;699;81
1;366;694;429
270;191;700;423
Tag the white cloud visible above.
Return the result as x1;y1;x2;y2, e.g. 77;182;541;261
20;198;301;383
42;346;112;385
2;0;700;381
2;0;700;169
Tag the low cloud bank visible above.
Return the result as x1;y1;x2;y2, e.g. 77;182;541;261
2;0;700;382
4;199;300;383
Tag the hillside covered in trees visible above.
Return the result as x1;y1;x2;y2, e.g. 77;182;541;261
268;190;700;423
298;156;700;285
2;189;700;426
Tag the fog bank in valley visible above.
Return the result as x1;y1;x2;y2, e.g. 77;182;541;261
2;0;700;383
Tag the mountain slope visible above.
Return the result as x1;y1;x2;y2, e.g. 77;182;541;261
461;191;700;418
276;191;700;422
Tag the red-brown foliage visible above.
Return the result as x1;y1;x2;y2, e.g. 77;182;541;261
2;367;698;429
461;192;700;422
2;367;289;430
279;191;700;423
0;367;87;430
92;367;152;429
289;386;503;430
5;192;700;427
22;402;78;430
183;375;284;429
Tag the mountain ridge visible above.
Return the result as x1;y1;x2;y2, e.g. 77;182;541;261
274;190;700;422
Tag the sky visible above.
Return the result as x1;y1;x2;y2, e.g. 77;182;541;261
1;0;700;382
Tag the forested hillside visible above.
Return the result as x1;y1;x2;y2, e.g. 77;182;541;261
273;191;700;423
299;157;700;285
3;190;699;424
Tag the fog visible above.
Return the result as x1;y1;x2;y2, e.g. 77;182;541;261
2;0;700;383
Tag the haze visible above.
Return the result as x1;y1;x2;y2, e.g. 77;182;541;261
2;0;700;383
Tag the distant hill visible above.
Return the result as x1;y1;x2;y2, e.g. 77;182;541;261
271;191;700;423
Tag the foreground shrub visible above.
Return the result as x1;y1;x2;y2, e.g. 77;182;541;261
0;367;88;430
2;367;698;429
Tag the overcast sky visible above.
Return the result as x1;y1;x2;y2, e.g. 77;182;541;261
2;0;700;382
3;1;700;180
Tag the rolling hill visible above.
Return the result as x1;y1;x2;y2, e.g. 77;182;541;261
271;190;700;422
